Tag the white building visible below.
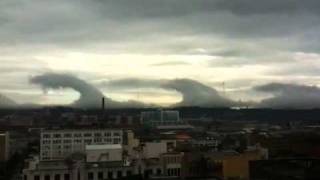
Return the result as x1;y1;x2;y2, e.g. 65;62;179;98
40;129;123;161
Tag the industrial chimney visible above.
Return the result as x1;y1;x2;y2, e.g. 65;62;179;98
101;97;105;111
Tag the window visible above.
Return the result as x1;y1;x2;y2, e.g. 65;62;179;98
84;133;92;137
34;175;40;180
53;140;61;144
88;172;94;180
94;133;102;137
74;139;82;143
64;145;71;149
54;174;60;180
126;170;132;177
64;133;72;138
43;134;50;138
94;138;102;143
98;172;103;180
108;172;113;179
53;134;61;138
117;171;122;178
105;132;111;137
42;140;51;144
24;175;27;180
44;175;50;180
104;138;112;143
74;133;82;137
157;169;162;175
113;138;121;144
63;140;72;143
64;174;70;180
113;132;120;136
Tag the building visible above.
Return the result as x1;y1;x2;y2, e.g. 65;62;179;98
40;129;123;161
141;110;180;126
0;131;10;161
23;154;135;180
24;130;134;180
191;136;219;151
222;146;268;180
141;110;192;130
249;158;320;180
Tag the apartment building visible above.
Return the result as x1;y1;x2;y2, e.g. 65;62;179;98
40;129;123;161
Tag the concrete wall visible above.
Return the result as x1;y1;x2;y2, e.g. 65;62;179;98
86;148;122;162
143;142;167;159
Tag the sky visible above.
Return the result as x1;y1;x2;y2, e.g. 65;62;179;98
1;0;320;108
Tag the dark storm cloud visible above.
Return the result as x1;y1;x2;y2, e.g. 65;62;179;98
2;0;320;49
255;83;320;109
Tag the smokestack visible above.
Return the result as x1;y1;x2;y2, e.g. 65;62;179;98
102;97;105;111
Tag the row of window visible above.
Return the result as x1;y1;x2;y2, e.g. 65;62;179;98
42;132;121;139
25;174;70;180
25;170;133;180
87;170;132;180
42;138;121;145
163;156;182;164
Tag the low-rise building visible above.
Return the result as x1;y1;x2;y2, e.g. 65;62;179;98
222;146;268;180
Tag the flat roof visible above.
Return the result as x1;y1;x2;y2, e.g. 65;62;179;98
86;144;122;150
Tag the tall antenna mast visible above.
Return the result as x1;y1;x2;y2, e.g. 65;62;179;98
222;82;226;96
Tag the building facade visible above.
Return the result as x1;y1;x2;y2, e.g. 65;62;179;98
40;129;123;161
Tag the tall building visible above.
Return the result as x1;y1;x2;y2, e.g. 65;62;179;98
0;131;10;161
40;129;123;161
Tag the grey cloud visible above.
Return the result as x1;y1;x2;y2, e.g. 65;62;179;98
255;83;320;109
30;73;107;108
151;61;190;66
162;79;236;107
73;77;237;108
0;93;17;108
30;73;150;108
102;78;165;90
215;0;320;15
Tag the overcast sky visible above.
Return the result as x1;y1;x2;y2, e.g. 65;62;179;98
1;0;320;107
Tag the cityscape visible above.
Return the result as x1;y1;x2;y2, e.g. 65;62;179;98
2;0;320;180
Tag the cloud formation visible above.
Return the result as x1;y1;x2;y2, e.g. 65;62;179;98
0;93;17;108
2;0;320;108
30;73;151;108
30;73;106;108
162;79;235;107
255;83;320;109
